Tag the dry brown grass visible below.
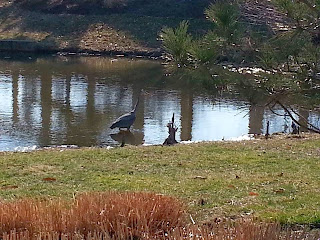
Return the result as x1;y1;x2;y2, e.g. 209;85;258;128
0;191;318;240
0;192;185;239
1;219;318;240
163;219;318;240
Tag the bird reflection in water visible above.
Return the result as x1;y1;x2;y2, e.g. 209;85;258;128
110;131;143;147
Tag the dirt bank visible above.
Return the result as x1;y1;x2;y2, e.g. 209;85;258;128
0;0;286;56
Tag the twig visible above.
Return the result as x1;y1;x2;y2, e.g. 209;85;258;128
189;214;196;225
268;105;287;117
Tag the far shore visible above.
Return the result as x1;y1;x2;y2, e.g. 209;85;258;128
0;2;210;59
0;39;163;59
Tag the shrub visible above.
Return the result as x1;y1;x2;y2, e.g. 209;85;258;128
189;31;223;64
160;21;193;64
205;1;242;44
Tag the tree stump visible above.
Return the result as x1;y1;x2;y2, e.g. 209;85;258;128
163;113;178;145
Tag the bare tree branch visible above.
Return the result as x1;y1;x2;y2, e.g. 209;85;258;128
268;105;287;117
275;100;320;133
289;106;320;132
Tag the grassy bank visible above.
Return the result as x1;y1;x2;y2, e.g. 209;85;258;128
0;0;281;55
0;1;211;54
0;134;319;225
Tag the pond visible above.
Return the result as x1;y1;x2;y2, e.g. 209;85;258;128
0;54;319;151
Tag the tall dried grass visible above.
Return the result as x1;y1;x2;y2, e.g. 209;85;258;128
0;192;185;239
162;218;318;240
1;219;318;240
0;192;318;239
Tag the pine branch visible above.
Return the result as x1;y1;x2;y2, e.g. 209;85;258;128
297;0;319;16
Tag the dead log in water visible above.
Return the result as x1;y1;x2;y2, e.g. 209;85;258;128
163;113;178;145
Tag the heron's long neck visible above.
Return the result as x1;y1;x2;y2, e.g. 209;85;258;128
132;98;139;113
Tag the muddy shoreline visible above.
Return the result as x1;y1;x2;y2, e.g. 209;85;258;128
0;40;163;59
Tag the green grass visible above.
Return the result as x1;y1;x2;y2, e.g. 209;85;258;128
0;135;319;225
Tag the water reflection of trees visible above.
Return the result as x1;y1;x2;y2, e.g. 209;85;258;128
5;57;157;147
2;56;320;148
169;65;320;135
11;72;19;125
39;69;52;146
180;90;193;141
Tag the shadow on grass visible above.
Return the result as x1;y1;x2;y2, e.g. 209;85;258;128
0;1;213;52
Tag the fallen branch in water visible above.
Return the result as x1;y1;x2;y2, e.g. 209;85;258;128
276;100;320;134
266;98;320;134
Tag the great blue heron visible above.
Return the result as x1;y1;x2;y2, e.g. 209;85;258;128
110;97;139;131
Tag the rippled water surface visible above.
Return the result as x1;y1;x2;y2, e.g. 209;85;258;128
0;54;319;151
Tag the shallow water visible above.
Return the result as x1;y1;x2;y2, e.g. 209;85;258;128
0;54;319;151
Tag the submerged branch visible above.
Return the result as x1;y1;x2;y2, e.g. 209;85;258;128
289;106;320;133
274;100;320;134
